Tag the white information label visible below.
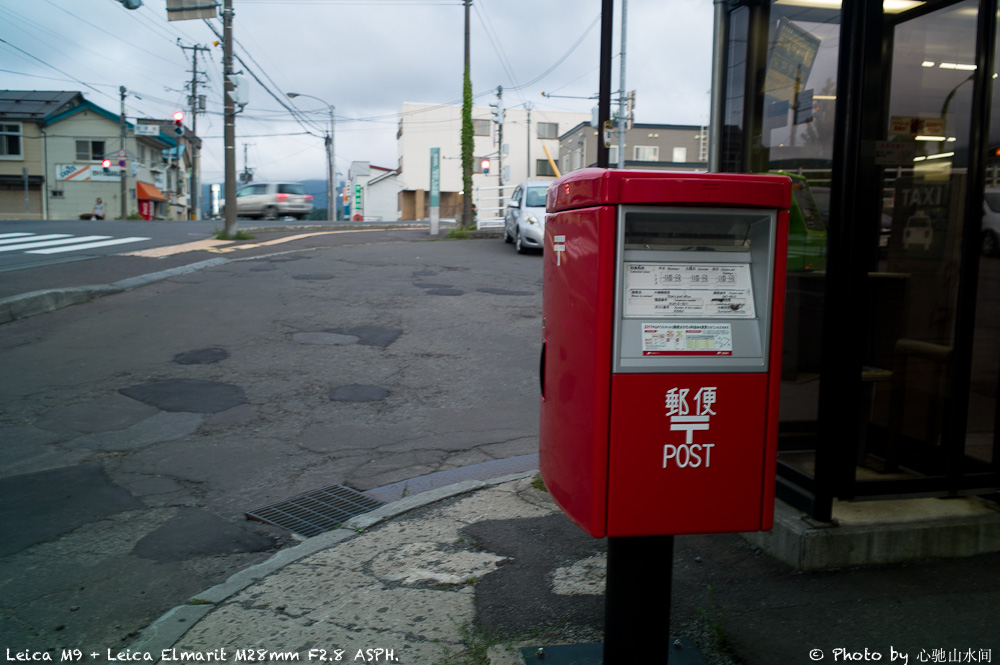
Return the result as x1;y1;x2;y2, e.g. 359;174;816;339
641;323;733;356
624;262;755;318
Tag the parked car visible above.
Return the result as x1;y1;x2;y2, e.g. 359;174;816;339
222;182;313;220
503;181;550;254
983;188;1000;256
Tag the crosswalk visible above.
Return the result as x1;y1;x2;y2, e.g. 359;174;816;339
0;232;151;255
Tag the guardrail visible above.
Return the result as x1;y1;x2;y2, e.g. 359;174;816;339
476;184;513;229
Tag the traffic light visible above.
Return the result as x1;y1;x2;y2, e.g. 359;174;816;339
172;111;184;136
480;158;490;175
489;102;504;126
102;159;111;174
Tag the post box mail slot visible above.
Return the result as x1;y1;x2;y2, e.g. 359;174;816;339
539;169;791;538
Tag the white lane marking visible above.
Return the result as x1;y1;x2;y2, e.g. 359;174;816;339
0;234;74;246
28;237;152;254
0;236;112;253
0;233;38;240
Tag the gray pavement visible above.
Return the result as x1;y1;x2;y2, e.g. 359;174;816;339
3;229;999;665
122;470;1000;665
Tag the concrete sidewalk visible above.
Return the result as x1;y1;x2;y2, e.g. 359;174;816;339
124;471;1000;665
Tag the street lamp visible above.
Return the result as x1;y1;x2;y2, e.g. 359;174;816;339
287;92;335;221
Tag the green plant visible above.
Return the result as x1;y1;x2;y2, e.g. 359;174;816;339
448;229;470;239
697;583;729;649
438;621;558;665
212;229;255;241
188;598;214;605
531;474;548;493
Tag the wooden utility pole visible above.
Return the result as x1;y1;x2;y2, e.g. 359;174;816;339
120;86;128;219
461;0;473;229
223;0;237;236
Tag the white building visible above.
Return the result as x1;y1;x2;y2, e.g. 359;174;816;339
394;102;589;222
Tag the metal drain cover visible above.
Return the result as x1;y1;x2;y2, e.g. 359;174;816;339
246;484;384;537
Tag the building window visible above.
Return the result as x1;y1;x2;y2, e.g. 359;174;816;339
672;147;688;162
473;119;491;136
536;158;557;177
51;190;64;198
1;123;22;158
76;140;105;162
537;122;558;139
634;145;659;161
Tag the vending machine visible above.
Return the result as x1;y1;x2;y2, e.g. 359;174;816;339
539;168;791;538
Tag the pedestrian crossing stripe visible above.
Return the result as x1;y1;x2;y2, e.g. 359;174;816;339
0;233;151;255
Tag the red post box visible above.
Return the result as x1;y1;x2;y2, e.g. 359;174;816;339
539;168;791;538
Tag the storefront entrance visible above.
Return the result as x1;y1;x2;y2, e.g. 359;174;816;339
720;0;1000;520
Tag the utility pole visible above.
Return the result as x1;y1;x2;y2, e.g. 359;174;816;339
222;0;237;236
496;85;503;208
179;42;210;220
526;102;532;178
460;0;473;229
120;86;128;219
617;0;628;169
241;143;255;183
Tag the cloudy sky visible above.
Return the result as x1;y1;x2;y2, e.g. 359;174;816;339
1;0;715;184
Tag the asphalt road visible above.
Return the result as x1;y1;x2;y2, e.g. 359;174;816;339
0;230;542;655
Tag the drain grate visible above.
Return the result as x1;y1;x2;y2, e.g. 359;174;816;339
246;484;384;537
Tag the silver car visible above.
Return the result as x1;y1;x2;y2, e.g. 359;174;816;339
503;181;549;254
224;182;313;220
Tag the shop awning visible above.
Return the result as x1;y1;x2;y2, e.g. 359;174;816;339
137;181;167;202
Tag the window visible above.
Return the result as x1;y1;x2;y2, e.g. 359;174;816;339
634;145;659;161
537;122;558;139
76;140;105;162
536;159;557;177
51;190;64;198
474;119;491;136
609;145;619;165
672;147;687;162
1;123;22;158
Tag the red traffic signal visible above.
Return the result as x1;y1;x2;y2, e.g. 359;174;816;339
172;111;184;136
480;158;490;175
101;159;111;173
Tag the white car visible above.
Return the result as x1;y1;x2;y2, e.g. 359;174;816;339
503;181;550;254
222;182;313;220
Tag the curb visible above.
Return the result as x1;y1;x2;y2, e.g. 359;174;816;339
0;258;231;325
125;471;538;656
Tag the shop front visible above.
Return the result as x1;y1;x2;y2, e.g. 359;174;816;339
136;181;167;220
713;0;1000;521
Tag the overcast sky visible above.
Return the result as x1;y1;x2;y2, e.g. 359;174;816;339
1;0;715;185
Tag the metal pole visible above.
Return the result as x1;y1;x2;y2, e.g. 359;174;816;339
709;0;728;172
597;0;613;168
617;0;627;169
526;102;531;178
497;85;503;208
604;536;674;664
329;104;336;221
191;46;201;220
222;0;237;236
120;86;128;219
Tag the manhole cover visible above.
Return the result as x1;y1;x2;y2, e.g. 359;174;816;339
246;484;384;537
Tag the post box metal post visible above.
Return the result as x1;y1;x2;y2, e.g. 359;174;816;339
538;168;791;662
